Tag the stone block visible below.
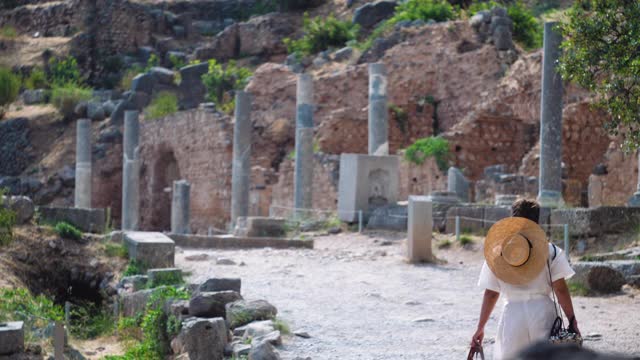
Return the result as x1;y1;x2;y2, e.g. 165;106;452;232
407;196;433;263
171;317;227;360
38;206;106;233
337;154;400;222
21;89;46;105
121;288;155;317
447;167;470;202
226;300;278;329
445;206;485;234
426;191;460;232
353;0;397;29
147;268;183;287
0;321;24;355
233;217;286;238
149;67;176;86
198;278;241;293
124;231;175;269
366;204;407;231
551;207;640;238
1;195;34;224
483;206;511;229
189;291;243;318
495;194;518;206
131;73;156;94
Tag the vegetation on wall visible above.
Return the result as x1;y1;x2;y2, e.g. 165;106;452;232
559;0;640;151
54;221;83;241
0;67;21;107
24;68;48;90
145;92;179;120
201;59;252;114
393;0;456;23
284;13;359;57
49;56;82;86
0;288;64;323
0;189;17;246
50;83;92;119
468;1;542;50
404;136;451;171
0;25;17;39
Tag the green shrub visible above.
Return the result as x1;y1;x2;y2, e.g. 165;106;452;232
0;288;64;323
0;25;17;39
392;0;456;23
105;242;128;258
273;318;291;335
49;56;82;86
24;68;48;89
68;302;114;339
284;13;359;57
0;67;21;106
169;54;186;70
404;136;451;171
0;189;16;247
201;59;252;113
145;54;159;72
123;260;145;276
50;83;92;118
148;271;183;288
459;235;474;246
109;287;190;360
145;92;178;120
438;239;452;249
54;221;82;240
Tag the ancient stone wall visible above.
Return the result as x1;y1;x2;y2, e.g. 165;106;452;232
0;0;85;36
138;109;233;233
589;140;637;207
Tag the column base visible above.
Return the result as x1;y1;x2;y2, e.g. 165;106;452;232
628;192;640;207
537;190;565;208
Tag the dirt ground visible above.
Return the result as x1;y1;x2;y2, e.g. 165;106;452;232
177;231;640;360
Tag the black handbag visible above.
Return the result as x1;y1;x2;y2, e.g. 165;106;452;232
547;245;583;346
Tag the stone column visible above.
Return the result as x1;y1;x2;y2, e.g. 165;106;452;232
74;119;92;208
171;180;190;234
628;151;640;206
537;22;565;208
231;91;252;226
122;111;140;230
368;63;388;156
407;196;433;263
294;74;314;213
447;167;469;202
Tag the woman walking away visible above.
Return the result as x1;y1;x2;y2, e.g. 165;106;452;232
470;199;580;359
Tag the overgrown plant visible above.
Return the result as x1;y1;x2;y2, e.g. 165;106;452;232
105;242;128;258
145;92;178;120
24;68;48;89
0;67;21;107
0;288;64;324
392;0;456;23
123;259;145;276
68;302;114;339
468;1;542;50
559;0;640;151
201;59;252;113
404;136;451;171
0;25;17;39
284;13;359;57
54;221;82;240
0;189;16;247
50;83;92;119
49;56;82;86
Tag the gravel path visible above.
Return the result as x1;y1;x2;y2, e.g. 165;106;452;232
177;232;640;359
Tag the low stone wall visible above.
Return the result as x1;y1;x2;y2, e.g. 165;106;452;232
169;233;314;249
38;206;106;233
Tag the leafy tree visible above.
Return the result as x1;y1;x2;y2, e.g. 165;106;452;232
201;59;252;113
559;0;640;150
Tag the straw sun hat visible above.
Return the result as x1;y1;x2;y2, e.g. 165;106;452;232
484;217;549;285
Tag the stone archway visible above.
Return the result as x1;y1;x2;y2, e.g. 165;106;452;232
149;150;181;231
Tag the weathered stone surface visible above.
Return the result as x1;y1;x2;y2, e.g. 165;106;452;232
333;47;353;62
21;89;46;105
86;100;106;121
445;206;484;234
0;118;31;177
407;196;433;263
198;278;242;294
252;331;282;346
1;196;34;224
483;206;511;229
248;340;280;360
0;321;24;355
172;317;227;360
572;262;626;294
366;204;407;231
109;100;136;126
551;207;640;238
178;62;209;109
234;217;286;238
117;275;148;292
149;67;176;86
447;167;470;202
126;91;151;110
235;320;275;338
124;231;175;269
426;191;460;232
226;300;278;329
38;206;106;233
189;291;243;318
353;0;397;29
120;288;155;317
131;73;155;94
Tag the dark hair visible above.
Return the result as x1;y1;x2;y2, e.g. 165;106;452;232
511;199;540;224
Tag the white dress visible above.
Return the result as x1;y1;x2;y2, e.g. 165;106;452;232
477;244;575;360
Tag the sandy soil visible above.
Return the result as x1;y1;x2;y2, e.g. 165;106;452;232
177;231;640;360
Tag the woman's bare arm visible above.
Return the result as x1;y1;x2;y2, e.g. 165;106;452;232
552;278;580;334
471;289;500;346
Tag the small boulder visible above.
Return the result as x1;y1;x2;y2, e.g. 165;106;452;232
226;300;278;329
353;0;397;29
149;67;176;86
86;101;106;121
127;91;151;110
22;89;47;105
74;101;88;117
198;278;241;293
131;73;155;94
172;317;227;360
333;47;353;62
252;330;282;346
1;196;34;224
117;275;149;292
573;262;627;294
189;291;243;318
235;320;275;338
248;340;280;360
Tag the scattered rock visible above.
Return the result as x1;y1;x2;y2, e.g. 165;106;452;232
293;331;311;339
333;47;353;62
117;275;149;292
252;331;282;346
237;320;275;339
404;300;421;306
189;291;243;318
412;317;435;323
86;101;106;121
149;67;176;86
584;333;603;341
198;278;242;293
572;262;628;294
232;343;252;357
217;257;237;265
1;195;34;224
98;126;122;144
21;89;47;105
248;339;281;360
131;73;155;94
327;227;342;235
185;253;209;261
171;317;227;360
226;300;278;329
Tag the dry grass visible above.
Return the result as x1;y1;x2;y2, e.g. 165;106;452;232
0;36;70;68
